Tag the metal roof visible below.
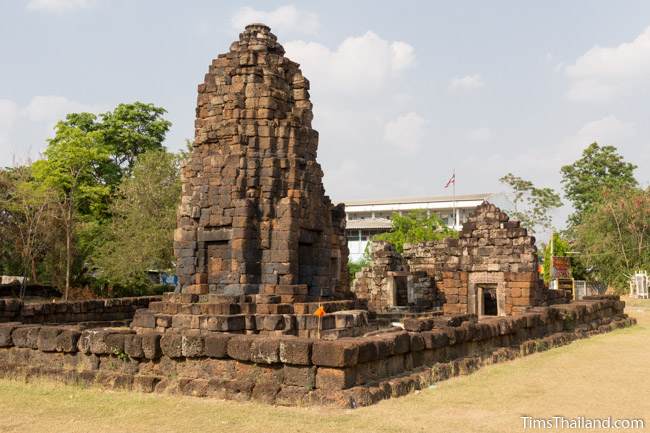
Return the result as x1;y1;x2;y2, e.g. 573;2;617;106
342;193;492;207
345;218;393;230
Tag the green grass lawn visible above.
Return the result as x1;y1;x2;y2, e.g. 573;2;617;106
1;299;649;433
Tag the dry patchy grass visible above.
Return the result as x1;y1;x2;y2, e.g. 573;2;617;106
1;300;649;433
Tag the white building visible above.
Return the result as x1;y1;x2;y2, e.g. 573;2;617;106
343;193;492;262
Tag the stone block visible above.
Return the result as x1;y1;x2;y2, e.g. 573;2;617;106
141;333;161;359
0;325;16;347
315;367;356;390
37;327;62;352
160;333;183;358
204;334;232;358
124;334;144;358
12;326;40;349
224;378;255;401
357;339;379;363
279;338;312;365
55;330;81;353
182;335;205;357
275;385;309;406
393;332;411;354
133;375;162;393
250;338;280;364
105;333;126;354
251;382;280;404
227;335;254;361
283;365;315;388
312;340;359;367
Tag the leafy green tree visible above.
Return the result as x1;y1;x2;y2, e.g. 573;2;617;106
499;173;562;234
574;187;650;293
561;142;637;226
0;167;42;280
373;210;457;253
100;102;171;173
60;102;171;178
91;149;181;291
32;122;112;299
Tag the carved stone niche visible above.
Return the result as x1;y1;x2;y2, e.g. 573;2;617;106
468;271;506;317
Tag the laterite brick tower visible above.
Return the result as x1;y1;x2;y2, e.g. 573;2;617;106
174;24;349;299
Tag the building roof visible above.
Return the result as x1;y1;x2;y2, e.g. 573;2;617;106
346;218;393;230
343;193;492;207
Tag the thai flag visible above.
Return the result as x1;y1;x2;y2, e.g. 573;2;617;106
444;173;455;188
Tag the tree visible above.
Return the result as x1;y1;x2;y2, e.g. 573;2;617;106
91;149;181;291
32;122;112;299
574;187;650;293
499;173;562;234
0;167;58;289
60;102;171;179
373;210;457;253
561;142;637;226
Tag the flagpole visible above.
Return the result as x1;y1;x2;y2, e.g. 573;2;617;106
453;169;457;229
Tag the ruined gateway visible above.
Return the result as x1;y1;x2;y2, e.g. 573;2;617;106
0;24;635;408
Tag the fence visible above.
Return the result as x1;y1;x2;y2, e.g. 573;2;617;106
630;271;649;299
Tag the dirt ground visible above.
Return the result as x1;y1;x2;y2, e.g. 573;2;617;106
1;299;648;433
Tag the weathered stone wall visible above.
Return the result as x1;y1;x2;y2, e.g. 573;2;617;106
350;242;437;311
0;296;633;408
174;24;348;299
403;202;543;315
0;297;159;325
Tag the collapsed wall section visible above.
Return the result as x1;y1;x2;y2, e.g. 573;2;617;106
403;202;543;315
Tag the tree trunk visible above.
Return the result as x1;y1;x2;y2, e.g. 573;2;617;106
64;203;71;300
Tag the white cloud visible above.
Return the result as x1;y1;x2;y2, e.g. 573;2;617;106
22;95;99;128
0;96;102;167
566;26;650;102
448;74;484;92
566;115;636;149
284;31;415;95
26;0;95;13
383;112;427;153
231;5;320;36
467;127;492;142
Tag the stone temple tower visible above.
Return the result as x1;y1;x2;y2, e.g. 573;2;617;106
174;24;349;299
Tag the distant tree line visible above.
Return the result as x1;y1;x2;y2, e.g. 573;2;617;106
0;102;182;299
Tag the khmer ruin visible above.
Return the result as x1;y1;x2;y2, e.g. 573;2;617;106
0;24;636;409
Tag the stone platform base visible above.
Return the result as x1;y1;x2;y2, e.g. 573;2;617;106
0;296;634;408
132;293;369;338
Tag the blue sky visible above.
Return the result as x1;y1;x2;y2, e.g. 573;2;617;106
1;1;649;237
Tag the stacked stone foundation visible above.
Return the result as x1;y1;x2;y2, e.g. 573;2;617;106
0;297;159;325
131;292;369;338
0;296;634;408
